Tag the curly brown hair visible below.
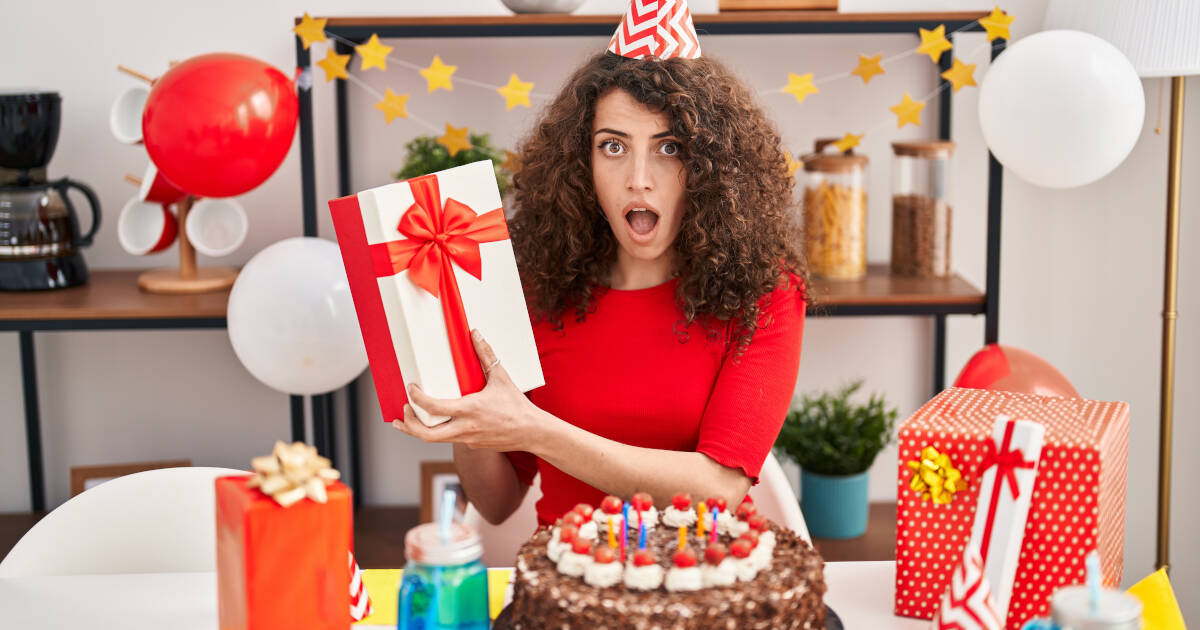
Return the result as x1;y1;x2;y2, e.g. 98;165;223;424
509;51;808;355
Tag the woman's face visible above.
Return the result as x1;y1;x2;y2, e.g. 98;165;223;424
591;89;687;276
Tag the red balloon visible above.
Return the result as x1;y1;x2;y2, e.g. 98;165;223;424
142;53;298;198
953;344;1080;398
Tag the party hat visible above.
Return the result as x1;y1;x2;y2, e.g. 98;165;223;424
931;544;1004;630
608;0;701;60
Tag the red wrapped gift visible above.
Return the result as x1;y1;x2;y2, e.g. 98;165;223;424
216;475;353;630
893;387;1129;630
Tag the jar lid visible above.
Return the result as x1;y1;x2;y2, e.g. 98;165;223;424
404;522;483;566
1050;586;1143;630
0;92;61;104
891;140;956;158
802;138;868;173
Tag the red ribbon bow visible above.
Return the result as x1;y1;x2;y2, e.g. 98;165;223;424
367;173;508;395
978;419;1036;561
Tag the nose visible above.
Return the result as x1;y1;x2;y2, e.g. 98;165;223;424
625;152;653;192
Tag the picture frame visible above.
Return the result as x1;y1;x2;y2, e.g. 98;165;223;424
69;459;191;497
419;460;469;525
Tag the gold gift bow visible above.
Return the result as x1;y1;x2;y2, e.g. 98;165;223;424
246;441;341;507
905;445;967;505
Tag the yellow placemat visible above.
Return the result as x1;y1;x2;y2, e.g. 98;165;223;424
354;568;513;627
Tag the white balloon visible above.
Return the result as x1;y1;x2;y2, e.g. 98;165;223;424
978;30;1144;189
228;237;367;395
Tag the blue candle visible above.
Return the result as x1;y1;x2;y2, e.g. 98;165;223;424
710;506;719;542
622;502;630;557
639;517;646;549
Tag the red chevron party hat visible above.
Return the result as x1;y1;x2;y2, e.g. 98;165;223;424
608;0;702;60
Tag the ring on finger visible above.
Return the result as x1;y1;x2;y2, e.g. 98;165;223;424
485;357;501;372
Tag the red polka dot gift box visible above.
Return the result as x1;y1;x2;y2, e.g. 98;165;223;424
893;387;1129;630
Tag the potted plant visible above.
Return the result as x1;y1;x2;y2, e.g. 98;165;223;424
395;132;512;196
775;380;898;539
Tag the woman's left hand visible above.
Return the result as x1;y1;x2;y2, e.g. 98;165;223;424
391;329;542;453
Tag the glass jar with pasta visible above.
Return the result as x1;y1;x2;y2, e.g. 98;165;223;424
890;140;955;277
801;139;869;280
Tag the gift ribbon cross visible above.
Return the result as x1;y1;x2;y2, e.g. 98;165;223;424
368;173;508;396
978;419;1036;561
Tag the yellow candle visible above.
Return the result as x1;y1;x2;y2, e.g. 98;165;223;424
678;526;686;550
697;501;707;538
607;517;616;548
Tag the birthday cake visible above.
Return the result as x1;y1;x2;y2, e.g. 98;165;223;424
505;493;827;629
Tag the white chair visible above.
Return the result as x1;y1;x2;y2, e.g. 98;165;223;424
748;451;811;543
463;451;810;567
0;466;245;577
464;475;542;567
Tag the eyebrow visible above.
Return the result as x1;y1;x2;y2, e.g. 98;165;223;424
593;127;675;139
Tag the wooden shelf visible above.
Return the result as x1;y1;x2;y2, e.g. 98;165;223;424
0;265;982;329
0;270;229;327
314;11;987;28
809;264;985;316
810;501;897;562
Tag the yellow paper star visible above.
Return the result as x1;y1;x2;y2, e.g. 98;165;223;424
940;58;978;92
420;56;457;93
979;6;1014;42
783;72;819;105
438;124;472;157
889;93;926;128
784;151;803;178
501;150;520;174
851;54;885;85
315;48;350;82
355;34;393;72
293;13;327;50
374;89;409;124
917;24;953;64
496;74;534;110
832;133;863;153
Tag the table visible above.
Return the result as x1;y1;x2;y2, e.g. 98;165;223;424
0;561;927;629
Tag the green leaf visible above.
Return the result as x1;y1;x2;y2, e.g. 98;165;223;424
773;380;899;476
394;132;512;196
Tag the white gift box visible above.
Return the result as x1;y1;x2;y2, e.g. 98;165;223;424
967;415;1045;618
330;160;544;426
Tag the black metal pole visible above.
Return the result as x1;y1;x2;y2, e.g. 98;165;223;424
347;377;362;510
984;39;1006;345
933;315;947;397
324;391;338;470
290;394;306;443
19;331;45;512
938;43;953;141
335;40;353;198
312;394;328;457
296;32;317;238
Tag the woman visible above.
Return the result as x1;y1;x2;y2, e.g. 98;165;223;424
393;50;808;528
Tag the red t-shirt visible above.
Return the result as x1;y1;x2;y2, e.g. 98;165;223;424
507;272;806;527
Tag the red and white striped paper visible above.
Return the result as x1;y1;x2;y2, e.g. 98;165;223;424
607;0;701;60
894;388;1129;630
350;551;373;622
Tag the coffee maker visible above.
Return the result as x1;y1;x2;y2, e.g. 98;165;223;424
0;92;101;290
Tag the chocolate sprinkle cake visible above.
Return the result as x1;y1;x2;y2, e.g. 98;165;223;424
506;521;826;629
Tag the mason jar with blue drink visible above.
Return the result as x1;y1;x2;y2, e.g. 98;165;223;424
398;521;489;630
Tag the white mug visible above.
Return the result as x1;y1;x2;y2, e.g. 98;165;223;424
186;198;248;257
118;196;177;255
109;86;148;145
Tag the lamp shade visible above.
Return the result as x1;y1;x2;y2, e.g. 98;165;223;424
1043;0;1200;77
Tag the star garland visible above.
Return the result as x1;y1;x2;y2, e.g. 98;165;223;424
294;6;1010;168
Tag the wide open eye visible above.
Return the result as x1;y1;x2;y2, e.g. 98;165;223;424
659;141;681;157
599;140;625;156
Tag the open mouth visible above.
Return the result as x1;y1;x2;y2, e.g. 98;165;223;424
625;207;660;236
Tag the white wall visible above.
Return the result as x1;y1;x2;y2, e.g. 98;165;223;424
1;0;1195;613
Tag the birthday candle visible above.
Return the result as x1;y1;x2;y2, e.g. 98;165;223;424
622;502;630;553
710;506;719;543
639;517;646;550
678;525;686;550
619;514;626;562
608;516;616;548
697;501;707;538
